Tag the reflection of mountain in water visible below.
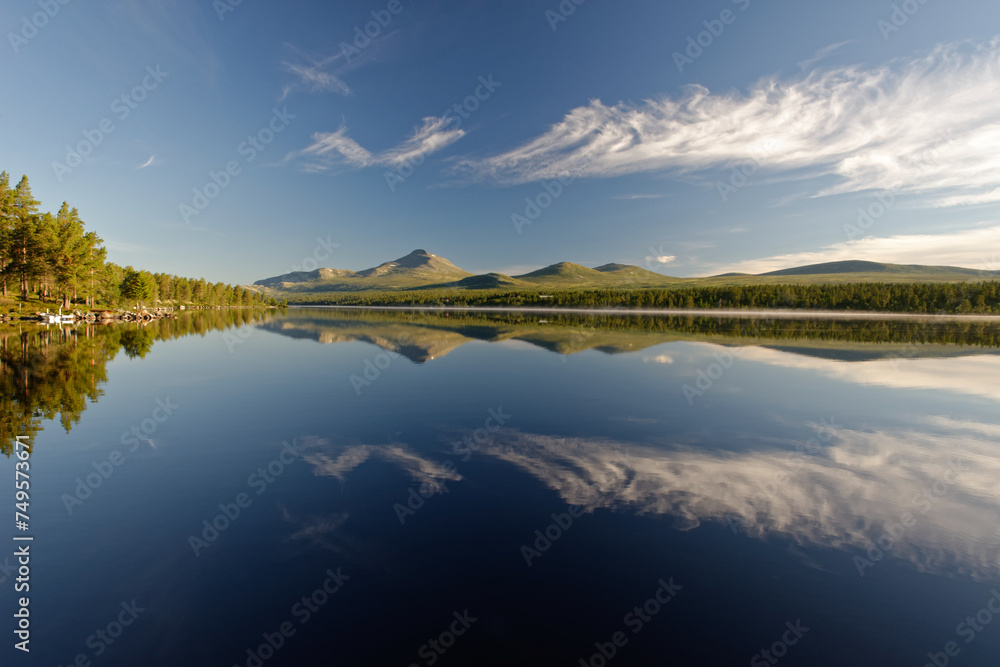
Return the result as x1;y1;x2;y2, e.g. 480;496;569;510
0;309;276;455
259;308;1000;364
260;319;472;363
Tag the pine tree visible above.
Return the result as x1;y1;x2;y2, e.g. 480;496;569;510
7;176;41;298
80;232;107;308
120;268;155;310
0;172;12;297
50;203;88;309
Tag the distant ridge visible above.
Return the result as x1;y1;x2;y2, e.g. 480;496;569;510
254;249;471;290
253;251;1000;295
759;260;993;277
517;262;603;279
453;273;522;289
254;267;353;287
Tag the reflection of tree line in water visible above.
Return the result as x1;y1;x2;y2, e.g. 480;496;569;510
1;309;276;456
5;307;999;455
283;308;1000;348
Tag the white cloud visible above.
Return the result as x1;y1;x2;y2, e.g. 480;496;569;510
455;38;1000;208
708;225;1000;275
645;254;676;265
613;193;667;200
297;127;375;167
279;46;351;99
135;155;157;169
293;117;465;172
796;40;853;71
281;61;351;98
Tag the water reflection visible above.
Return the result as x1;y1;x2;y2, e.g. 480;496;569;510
8;307;1000;455
0;309;275;454
263;308;1000;362
7;308;999;457
466;422;1000;580
246;309;1000;580
295;411;1000;581
734;345;1000;402
9;306;1000;664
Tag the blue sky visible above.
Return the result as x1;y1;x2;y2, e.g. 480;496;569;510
3;0;999;283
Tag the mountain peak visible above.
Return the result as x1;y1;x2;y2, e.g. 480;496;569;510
352;249;471;278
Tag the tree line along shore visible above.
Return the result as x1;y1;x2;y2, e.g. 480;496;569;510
284;281;1000;314
0;171;281;320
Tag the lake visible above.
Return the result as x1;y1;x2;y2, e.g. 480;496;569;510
3;308;1000;666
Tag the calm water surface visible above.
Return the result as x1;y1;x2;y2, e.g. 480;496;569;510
3;308;1000;666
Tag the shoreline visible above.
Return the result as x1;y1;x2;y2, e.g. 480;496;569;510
291;305;1000;321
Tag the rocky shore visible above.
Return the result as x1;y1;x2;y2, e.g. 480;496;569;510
1;306;206;324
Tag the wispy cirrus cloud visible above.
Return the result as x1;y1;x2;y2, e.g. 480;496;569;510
706;225;1000;275
292;117;465;172
613;193;668;200
455;38;1000;209
279;45;352;100
796;40;854;71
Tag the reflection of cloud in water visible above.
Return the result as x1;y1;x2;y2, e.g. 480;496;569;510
292;415;988;580
728;345;1000;403
283;509;350;546
475;423;1000;579
291;443;463;572
291;415;1000;579
644;354;674;364
303;443;461;492
278;505;374;566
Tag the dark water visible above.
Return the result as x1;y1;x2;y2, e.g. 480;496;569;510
3;308;1000;666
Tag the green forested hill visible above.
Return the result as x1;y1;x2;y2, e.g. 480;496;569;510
253;249;1000;313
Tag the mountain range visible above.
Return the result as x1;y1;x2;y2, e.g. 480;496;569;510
253;250;1000;295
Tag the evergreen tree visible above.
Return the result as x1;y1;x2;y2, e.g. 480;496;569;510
80;232;107;308
6;176;41;299
155;273;173;303
50;203;89;309
120;268;155;309
0;172;13;297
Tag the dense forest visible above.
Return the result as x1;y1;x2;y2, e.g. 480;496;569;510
0;171;277;310
288;280;1000;314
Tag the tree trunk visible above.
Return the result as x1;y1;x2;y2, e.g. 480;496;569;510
20;244;28;299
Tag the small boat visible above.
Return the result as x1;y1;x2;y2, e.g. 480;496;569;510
40;311;76;324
